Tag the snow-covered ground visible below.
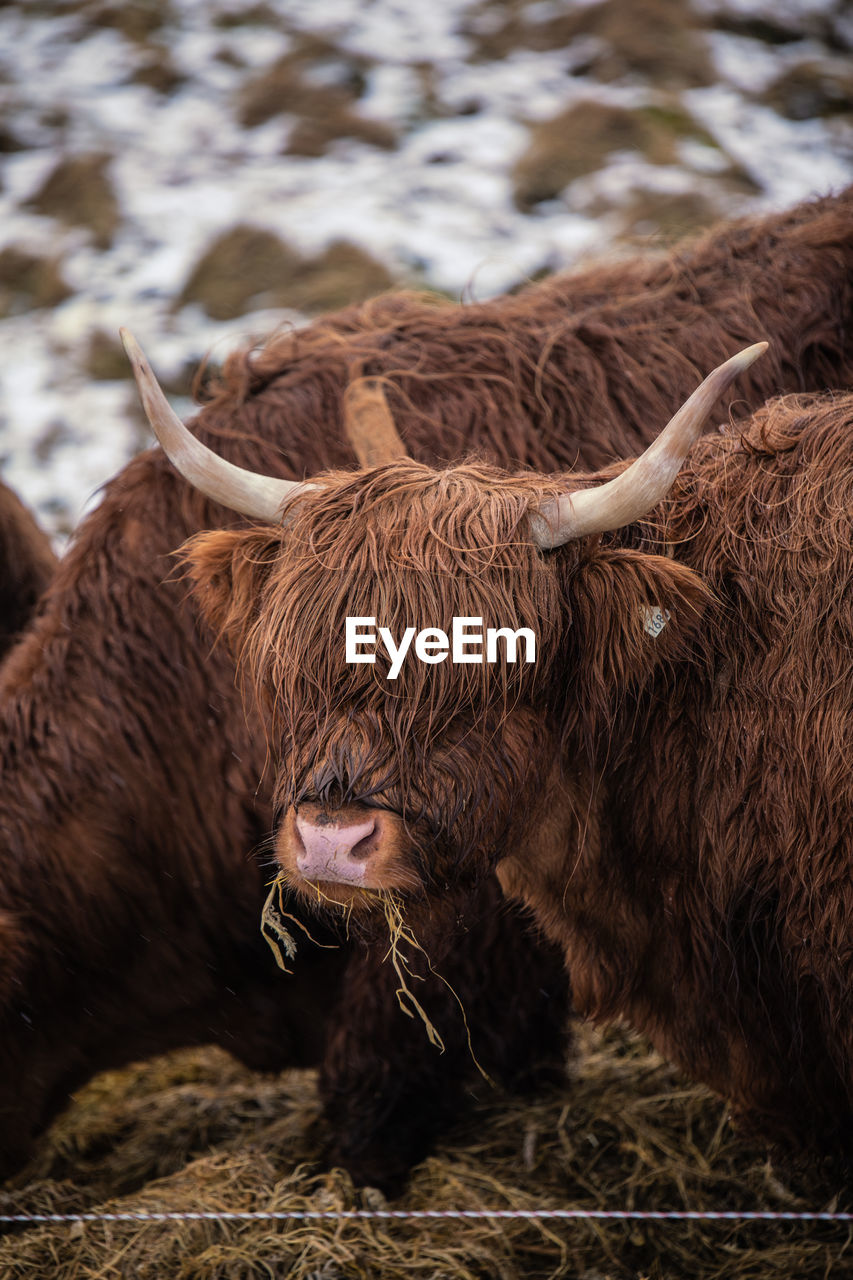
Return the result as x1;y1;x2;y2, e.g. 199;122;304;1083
0;0;851;536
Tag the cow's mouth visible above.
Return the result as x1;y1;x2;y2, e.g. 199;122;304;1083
283;874;379;912
275;803;420;904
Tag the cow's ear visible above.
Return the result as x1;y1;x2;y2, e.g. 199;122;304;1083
179;527;281;654
562;545;711;727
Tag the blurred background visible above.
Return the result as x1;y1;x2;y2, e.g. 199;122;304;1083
1;0;851;538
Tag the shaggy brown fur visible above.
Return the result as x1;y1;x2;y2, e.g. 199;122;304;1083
0;478;55;659
3;188;853;1190
196;185;853;481
191;390;853;1156
504;390;853;1153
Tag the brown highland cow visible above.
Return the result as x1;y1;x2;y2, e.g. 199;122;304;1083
129;192;853;1157
141;336;853;1156
2;188;853;1189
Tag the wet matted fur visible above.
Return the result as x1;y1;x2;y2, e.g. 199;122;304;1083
3;188;853;1189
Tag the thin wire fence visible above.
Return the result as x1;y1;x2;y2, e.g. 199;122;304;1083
2;1207;853;1226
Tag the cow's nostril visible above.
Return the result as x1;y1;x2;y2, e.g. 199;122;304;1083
349;820;377;861
295;813;377;866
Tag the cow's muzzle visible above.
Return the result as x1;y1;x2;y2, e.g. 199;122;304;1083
276;802;419;899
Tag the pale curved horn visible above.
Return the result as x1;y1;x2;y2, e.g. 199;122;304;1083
343;377;408;466
120;329;312;522
530;342;769;549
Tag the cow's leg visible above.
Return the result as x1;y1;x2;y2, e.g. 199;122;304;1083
318;879;571;1194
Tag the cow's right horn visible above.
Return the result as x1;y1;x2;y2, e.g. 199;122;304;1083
121;329;313;522
530;342;768;548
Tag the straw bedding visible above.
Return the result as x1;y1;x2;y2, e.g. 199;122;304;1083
2;1022;850;1279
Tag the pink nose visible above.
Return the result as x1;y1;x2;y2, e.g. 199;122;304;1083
294;813;377;885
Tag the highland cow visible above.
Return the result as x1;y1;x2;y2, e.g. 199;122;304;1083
2;188;853;1189
128;194;853;1157
143;328;853;1154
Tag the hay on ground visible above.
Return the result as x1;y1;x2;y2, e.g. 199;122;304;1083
2;1022;851;1279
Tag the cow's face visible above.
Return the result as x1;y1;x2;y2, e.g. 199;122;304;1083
185;462;581;910
123;330;762;917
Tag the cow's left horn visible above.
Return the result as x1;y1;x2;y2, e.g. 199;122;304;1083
530;342;768;549
120;329;312;522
